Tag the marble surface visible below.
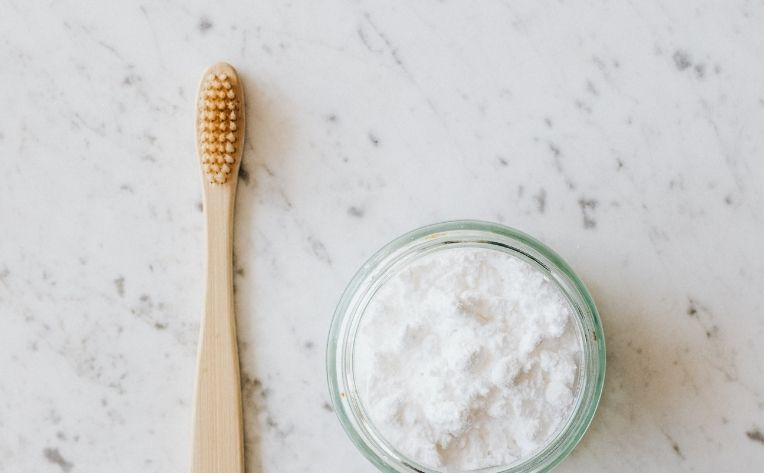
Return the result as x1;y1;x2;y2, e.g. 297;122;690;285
1;0;763;471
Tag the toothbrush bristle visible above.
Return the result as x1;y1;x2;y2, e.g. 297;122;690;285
198;71;240;184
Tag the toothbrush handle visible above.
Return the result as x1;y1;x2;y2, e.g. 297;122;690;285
191;187;244;473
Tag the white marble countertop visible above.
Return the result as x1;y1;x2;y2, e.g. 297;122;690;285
1;1;763;472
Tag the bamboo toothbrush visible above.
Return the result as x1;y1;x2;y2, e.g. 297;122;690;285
191;63;246;473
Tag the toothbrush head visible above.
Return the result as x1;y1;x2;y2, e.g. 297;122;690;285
196;63;245;185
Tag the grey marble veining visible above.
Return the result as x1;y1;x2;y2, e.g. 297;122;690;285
1;0;763;471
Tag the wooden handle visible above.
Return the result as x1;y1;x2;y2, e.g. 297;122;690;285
191;185;244;473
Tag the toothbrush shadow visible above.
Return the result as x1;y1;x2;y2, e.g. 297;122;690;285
232;75;293;473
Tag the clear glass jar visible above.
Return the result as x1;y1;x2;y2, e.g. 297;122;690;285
326;220;605;473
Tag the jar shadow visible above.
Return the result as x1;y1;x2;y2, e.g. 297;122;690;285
560;278;720;468
232;75;294;473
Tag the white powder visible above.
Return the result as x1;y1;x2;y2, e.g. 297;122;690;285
354;247;582;471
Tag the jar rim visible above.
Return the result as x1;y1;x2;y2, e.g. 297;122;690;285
326;220;606;473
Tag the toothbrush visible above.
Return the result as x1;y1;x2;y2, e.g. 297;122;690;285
191;63;246;473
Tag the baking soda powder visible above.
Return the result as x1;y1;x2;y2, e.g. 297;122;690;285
354;247;582;471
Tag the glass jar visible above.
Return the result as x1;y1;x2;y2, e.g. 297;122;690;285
326;220;605;473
